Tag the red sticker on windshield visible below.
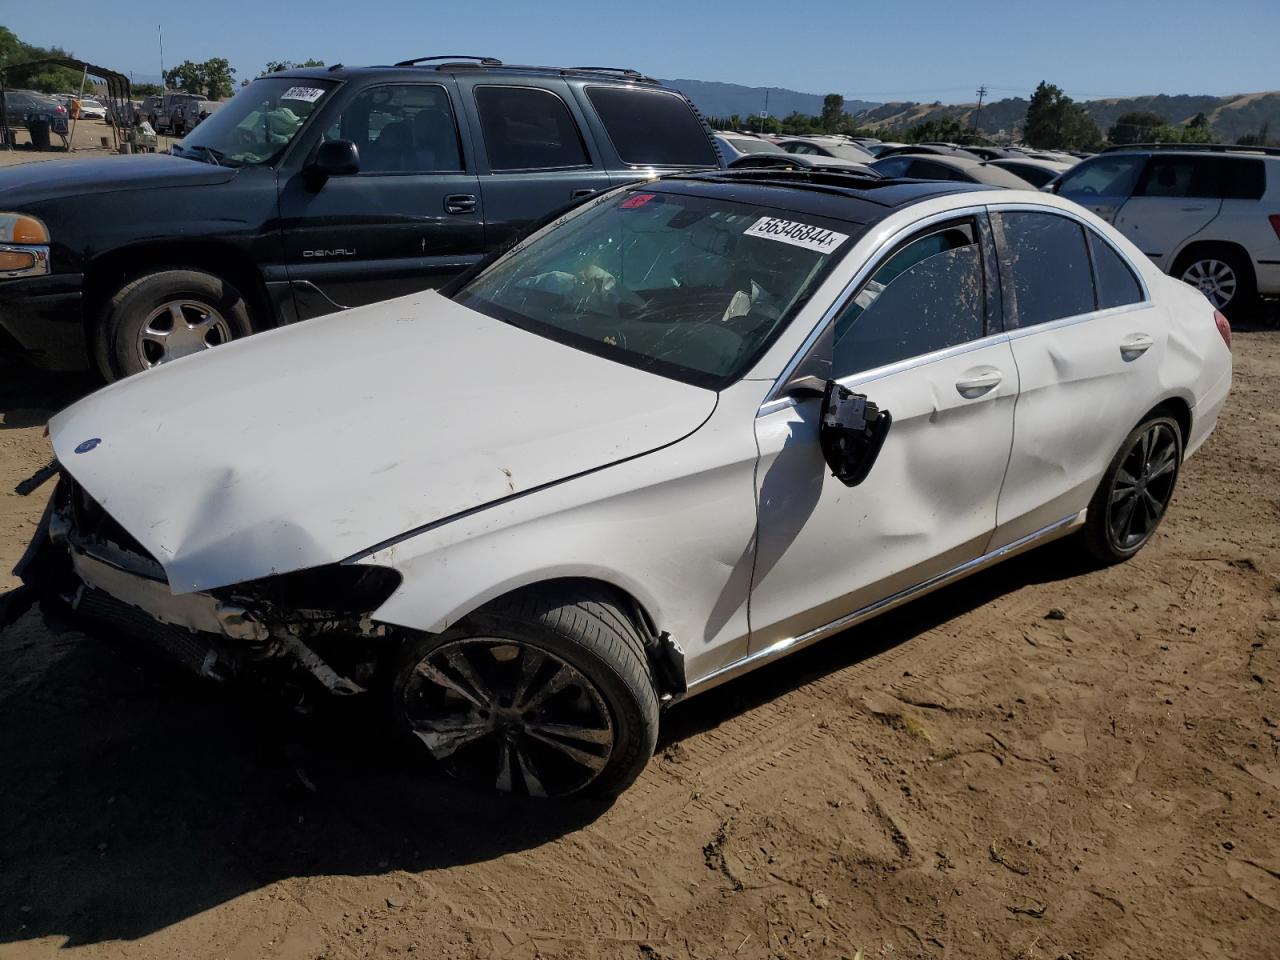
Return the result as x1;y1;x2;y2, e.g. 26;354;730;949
619;193;656;209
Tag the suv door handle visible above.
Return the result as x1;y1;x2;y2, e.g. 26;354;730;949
570;188;595;200
1120;333;1154;360
444;194;476;215
955;368;1003;398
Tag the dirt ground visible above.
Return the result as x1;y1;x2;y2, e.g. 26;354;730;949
1;299;1278;958
0;118;178;168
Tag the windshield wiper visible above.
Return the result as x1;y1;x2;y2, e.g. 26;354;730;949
174;143;227;166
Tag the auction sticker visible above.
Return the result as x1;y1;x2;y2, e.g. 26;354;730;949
281;86;326;103
744;216;848;254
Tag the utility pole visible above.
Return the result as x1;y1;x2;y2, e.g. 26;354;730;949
973;84;988;132
158;24;165;90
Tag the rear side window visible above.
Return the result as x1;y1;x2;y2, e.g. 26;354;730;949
910;159;968;182
992;212;1094;327
1087;231;1144;309
832;221;985;377
1135;156;1218;198
872;156;912;178
1057;155;1144;198
1217;157;1266;200
585;86;717;166
475;86;589;171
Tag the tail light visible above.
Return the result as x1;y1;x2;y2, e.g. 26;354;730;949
1214;309;1231;351
1270;214;1280;241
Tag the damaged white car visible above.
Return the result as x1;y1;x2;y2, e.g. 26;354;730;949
10;170;1232;798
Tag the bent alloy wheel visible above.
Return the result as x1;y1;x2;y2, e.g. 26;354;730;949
401;638;614;797
1082;414;1183;564
137;299;234;367
1180;258;1237;310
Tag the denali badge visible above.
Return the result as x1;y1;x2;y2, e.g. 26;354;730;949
302;248;356;258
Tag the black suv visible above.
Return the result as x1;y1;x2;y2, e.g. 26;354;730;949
0;57;722;379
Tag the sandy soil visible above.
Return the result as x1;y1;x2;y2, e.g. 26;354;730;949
1;309;1278;958
0;118;178;168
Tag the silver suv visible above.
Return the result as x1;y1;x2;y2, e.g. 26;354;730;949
1054;145;1280;316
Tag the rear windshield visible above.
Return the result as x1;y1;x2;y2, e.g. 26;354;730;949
585;86;717;167
456;188;858;388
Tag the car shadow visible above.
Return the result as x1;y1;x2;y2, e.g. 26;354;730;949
0;536;1088;947
0;353;99;431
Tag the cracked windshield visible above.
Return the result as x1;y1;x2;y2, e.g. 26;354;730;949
175;77;335;166
456;189;857;386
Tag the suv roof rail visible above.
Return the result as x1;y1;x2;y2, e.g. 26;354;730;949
568;66;659;84
394;55;503;67
1101;142;1280;157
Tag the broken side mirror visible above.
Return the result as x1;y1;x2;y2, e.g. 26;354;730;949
817;380;892;487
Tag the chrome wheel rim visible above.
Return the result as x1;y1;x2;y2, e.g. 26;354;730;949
402;638;614;797
1108;422;1178;551
136;299;232;368
1181;259;1236;309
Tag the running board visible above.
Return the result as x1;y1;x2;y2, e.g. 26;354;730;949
681;511;1085;700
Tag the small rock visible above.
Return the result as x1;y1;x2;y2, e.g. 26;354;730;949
386;896;406;909
1222;841;1234;851
1045;608;1067;621
810;890;830;909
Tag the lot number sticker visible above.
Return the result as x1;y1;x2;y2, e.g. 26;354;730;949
745;216;848;254
281;86;326;103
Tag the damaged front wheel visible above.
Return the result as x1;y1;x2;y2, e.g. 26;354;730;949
390;584;659;798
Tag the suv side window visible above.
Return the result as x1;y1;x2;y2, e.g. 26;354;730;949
1216;157;1266;200
1057;155;1144;197
831;220;985;377
474;86;590;171
872;156;912;178
332;83;462;174
1087;230;1144;309
992;211;1094;327
585;86;717;167
1134;156;1217;198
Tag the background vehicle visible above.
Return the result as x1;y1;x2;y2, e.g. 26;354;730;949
778;136;875;162
729;151;879;176
985;156;1073;187
156;93;209;136
20;171;1231;799
0;57;723;380
870;153;1032;188
715;132;788;162
77;98;107;121
1;89;68;131
875;143;981;161
1053;144;1280;315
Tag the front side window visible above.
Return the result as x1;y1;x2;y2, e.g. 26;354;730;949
174;77;335;166
1088;231;1144;309
992;211;1094;327
831;221;985;378
330;83;462;173
1056;155;1144;198
585;86;717;167
456;189;856;387
475;86;589;171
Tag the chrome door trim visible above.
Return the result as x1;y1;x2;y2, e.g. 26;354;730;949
680;510;1084;700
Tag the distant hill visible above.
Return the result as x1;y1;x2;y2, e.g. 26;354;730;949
662;78;877;120
853;92;1280;141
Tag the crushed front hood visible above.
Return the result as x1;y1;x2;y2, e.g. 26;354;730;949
49;291;716;594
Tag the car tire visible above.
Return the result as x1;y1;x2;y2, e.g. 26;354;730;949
390;583;660;799
1175;247;1257;319
1081;413;1183;565
98;268;255;380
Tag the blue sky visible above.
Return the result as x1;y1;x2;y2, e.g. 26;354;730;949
9;0;1279;103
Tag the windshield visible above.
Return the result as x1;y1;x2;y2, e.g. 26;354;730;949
175;77;335;167
456;188;857;388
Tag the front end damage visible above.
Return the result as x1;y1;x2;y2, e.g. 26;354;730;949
12;472;402;695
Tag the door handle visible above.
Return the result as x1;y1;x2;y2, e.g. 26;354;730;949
444;194;476;215
570;188;595;200
1180;206;1207;212
1120;333;1154;360
955;368;1003;398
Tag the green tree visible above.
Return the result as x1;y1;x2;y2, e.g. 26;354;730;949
261;58;325;76
821;93;844;133
0;24;84;93
164;57;236;99
1108;110;1165;145
164;59;204;95
1024;82;1100;150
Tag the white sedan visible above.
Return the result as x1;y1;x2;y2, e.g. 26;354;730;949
77;99;108;121
15;171;1232;798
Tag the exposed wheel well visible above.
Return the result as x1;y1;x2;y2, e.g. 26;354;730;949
1170;240;1256;285
82;242;276;370
1144;398;1192;457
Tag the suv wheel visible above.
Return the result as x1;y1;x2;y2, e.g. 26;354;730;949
1176;248;1256;317
1081;413;1182;565
99;268;255;379
391;584;659;798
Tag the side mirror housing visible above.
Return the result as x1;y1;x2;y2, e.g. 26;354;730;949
818;381;892;487
310;139;360;181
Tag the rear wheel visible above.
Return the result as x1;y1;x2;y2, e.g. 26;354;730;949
1081;414;1183;564
98;268;255;380
391;584;659;798
1176;248;1256;318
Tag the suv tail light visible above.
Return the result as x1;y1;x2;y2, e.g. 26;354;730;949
1270;214;1280;241
1214;309;1231;351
